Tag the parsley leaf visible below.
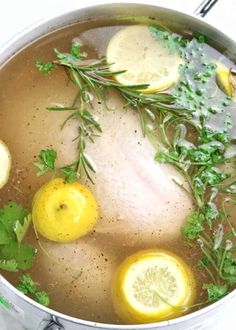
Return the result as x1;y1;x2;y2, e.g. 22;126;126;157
203;283;228;302
70;41;86;60
203;202;219;226
0;259;18;272
197;167;229;186
149;26;189;54
222;252;236;285
181;211;204;239
195;34;206;44
34;149;77;182
35;61;55;75
17;274;50;306
35;291;50;306
60;167;77;182
34;149;57;176
17;274;37;294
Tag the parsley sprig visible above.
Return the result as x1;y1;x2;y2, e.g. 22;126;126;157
152;28;236;299
17;274;50;306
34;149;77;182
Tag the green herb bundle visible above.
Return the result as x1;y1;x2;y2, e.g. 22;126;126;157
151;27;236;300
35;26;236;302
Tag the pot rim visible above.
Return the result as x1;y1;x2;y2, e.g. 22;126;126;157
0;1;235;328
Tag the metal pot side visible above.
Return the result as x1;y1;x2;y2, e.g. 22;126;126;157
0;2;236;330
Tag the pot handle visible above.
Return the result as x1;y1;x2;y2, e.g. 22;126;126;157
194;0;219;17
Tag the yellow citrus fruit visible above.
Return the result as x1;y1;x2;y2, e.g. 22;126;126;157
106;25;183;93
215;62;232;97
32;178;99;242
0;140;11;189
112;249;195;324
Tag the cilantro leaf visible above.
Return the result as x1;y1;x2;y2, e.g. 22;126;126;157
34;149;57;176
203;283;228;302
14;214;32;243
0;202;34;272
1;242;36;271
35;61;55;75
0;222;11;245
0;202;29;240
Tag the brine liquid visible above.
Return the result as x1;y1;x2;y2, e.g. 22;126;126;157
0;18;235;324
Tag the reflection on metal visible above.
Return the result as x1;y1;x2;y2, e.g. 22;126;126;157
39;316;64;330
194;0;219;17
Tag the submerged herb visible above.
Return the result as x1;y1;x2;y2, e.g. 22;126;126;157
17;274;50;306
34;149;77;183
149;26;189;55
203;283;228;302
153;29;236;300
35;61;55;75
0;203;36;272
34;149;57;176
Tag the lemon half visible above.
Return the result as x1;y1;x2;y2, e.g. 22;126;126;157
0;140;11;189
106;25;183;93
32;178;99;242
112;249;195;324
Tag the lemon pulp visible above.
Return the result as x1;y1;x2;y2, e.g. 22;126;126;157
0;140;11;189
106;25;183;93
32;178;99;242
112;249;195;324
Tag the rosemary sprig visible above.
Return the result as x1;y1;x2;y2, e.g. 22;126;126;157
36;41;183;182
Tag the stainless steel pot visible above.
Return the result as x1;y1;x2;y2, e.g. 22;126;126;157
0;1;236;329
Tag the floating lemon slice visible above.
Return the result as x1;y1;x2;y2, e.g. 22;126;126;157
0;140;11;189
112;249;195;324
106;25;183;93
32;178;99;242
215;62;232;97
